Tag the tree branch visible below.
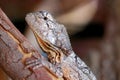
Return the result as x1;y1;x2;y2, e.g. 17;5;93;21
0;8;51;80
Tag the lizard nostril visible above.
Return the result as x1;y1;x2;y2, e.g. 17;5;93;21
44;17;48;20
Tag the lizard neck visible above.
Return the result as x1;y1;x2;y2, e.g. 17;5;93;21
34;32;65;64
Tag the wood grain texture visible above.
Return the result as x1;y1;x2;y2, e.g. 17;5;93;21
0;8;54;80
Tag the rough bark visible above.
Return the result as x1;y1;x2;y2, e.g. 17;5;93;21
0;8;53;80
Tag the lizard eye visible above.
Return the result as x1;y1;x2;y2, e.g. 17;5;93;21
43;17;48;20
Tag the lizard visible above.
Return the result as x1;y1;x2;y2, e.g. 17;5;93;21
25;11;97;80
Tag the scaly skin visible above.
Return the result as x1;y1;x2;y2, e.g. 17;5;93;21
25;11;97;80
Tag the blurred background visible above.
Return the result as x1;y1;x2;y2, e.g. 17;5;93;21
0;0;120;80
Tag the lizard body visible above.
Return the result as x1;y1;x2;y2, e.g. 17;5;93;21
25;11;96;80
25;11;72;63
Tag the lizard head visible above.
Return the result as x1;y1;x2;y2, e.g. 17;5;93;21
25;11;72;55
